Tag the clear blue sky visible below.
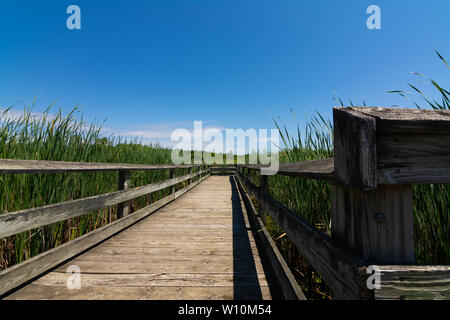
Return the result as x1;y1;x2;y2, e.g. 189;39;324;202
1;0;449;148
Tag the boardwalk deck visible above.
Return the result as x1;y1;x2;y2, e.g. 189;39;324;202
5;176;275;300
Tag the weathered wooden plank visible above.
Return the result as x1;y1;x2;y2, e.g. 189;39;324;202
4;284;272;300
331;185;415;264
237;171;370;300
0;170;207;238
134;215;232;222
240;159;334;181
102;233;257;242
333;107;377;189
94;240;249;248
87;244;256;255
377;134;450;184
93;238;249;245
352;106;450;134
0;174;208;297
235;175;306;300
0;158;203;174
375;265;450;300
113;225;243;233
25;272;270;288
55;256;263;272
127;223;236;230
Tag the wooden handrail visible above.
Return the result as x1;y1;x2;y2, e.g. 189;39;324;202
238;158;334;181
0;158;203;174
234;175;306;300
0;159;211;297
348;106;450;134
0;169;208;238
236;170;370;299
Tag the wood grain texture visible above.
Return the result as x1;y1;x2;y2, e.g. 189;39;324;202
237;171;370;300
333;107;377;189
19;272;269;287
0;158;203;174
3;175;274;300
375;265;450;300
351;106;450;134
5;285;272;300
0;173;209;297
377;133;450;184
0;169;207;238
338;107;450;184
331;185;415;264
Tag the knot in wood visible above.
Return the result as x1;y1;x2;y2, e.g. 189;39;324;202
375;212;385;224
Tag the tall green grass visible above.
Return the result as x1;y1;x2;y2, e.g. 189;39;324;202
0;106;174;269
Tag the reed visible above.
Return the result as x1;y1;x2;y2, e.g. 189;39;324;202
0;106;174;269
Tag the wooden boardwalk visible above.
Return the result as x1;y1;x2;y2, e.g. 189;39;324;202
3;107;450;300
5;176;274;300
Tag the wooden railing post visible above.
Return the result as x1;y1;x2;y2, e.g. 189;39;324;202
258;175;267;218
169;168;175;194
331;107;415;264
188;167;193;185
117;170;131;218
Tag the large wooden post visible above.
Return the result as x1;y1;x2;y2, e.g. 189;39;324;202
331;107;415;264
117;170;131;218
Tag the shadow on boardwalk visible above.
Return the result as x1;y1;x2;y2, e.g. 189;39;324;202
230;176;263;299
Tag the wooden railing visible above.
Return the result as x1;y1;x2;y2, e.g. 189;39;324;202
209;164;237;175
0;161;210;296
236;106;450;300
